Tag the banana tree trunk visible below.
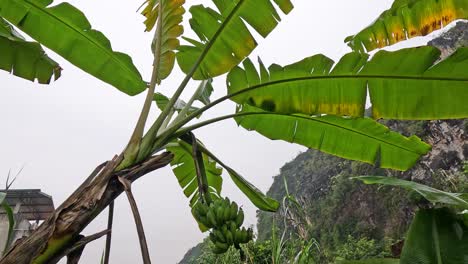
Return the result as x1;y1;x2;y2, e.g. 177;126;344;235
0;152;173;264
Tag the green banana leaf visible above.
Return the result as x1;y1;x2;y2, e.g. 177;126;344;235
355;176;468;210
345;0;468;52
225;168;279;212
0;18;60;84
176;0;293;80
235;105;431;171
400;208;468;264
227;47;468;120
166;140;223;206
0;192;15;256
198;144;279;212
0;0;146;95
141;0;185;81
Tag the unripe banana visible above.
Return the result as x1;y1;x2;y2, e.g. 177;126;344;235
200;216;211;228
230;202;238;220
223;206;231;222
214;199;222;209
229;221;237;233
235;229;243;245
209;202;216;212
213;242;229;254
215;241;229;251
198;203;208;216
216;206;225;225
241;228;249;243
225;230;234;245
214;229;226;243
235;208;244;227
207;210;217;228
194;197;253;250
221;224;228;235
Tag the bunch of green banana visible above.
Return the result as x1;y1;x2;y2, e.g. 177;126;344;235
192;197;254;254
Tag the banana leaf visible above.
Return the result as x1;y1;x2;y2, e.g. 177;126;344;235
166;140;223;206
234;105;431;171
0;18;60;84
198;144;279;212
345;0;468;52
0;0;146;95
176;0;293;80
400;208;468;264
140;0;185;81
227;47;468;120
355;176;468;210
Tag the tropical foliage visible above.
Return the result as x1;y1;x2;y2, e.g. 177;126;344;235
0;0;467;262
346;0;468;52
0;18;60;83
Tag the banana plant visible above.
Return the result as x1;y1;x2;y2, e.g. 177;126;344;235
355;176;468;209
0;0;467;262
355;176;468;263
401;208;468;264
0;18;60;83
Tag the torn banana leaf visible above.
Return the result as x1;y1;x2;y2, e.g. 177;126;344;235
345;0;468;52
0;0;146;95
177;0;293;80
0;18;60;84
140;0;185;80
227;47;468;120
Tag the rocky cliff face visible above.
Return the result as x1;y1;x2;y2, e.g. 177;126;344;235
257;119;467;254
429;21;468;58
390;120;467;182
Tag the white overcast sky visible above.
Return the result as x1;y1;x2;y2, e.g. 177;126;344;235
0;0;445;263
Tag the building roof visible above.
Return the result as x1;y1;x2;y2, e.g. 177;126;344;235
0;189;54;220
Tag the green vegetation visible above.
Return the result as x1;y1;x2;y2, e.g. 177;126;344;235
1;0;467;262
182;116;467;263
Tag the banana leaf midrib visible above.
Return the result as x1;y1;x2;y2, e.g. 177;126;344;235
179;111;428;155
22;0;141;79
230;75;468;91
